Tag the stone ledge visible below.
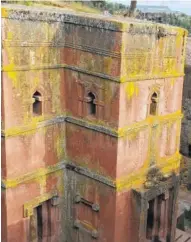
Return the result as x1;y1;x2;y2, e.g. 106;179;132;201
2;4;187;35
1;4;123;32
65;116;118;137
2;161;65;189
2;111;183;138
2;154;181;191
65;161;115;188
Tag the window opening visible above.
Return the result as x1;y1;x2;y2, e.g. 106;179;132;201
30;201;53;242
37;205;43;240
189;144;191;157
146;192;172;241
32;91;42;116
87;92;96;115
149;92;158;116
146;199;155;239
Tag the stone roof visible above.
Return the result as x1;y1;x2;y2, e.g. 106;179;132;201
1;3;182;33
2;3;155;33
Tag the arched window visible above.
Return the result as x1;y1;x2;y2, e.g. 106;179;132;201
32;91;42;116
87;92;96;115
149;92;158;116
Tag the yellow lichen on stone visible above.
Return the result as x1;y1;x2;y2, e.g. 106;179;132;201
1;7;9;18
4;116;45;137
116;151;181;191
24;191;57;217
104;57;113;74
119;23;186;82
3;27;20;88
55;132;65;160
6;70;19;89
125;82;139;100
120;30;128;83
160;153;181;174
170;78;176;87
120;22;129;32
3;162;64;188
32;74;41;89
55;169;64;194
38;175;46;194
48;70;62;115
2;18;63;129
7;31;13;40
116;108;183;191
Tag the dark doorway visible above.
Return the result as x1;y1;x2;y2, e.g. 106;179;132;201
146;199;155;239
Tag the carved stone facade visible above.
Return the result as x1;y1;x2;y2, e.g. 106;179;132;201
1;3;188;242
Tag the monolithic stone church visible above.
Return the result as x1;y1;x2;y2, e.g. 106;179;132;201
1;3;188;242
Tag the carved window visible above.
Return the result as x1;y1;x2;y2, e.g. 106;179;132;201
87;92;96;116
146;192;171;241
32;91;42;116
146;199;154;239
36;204;43;240
30;203;45;241
149;92;158;116
29;198;60;242
24;194;60;242
29;201;52;241
189;144;191;157
134;185;177;242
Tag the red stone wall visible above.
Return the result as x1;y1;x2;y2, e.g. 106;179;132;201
66;123;117;179
3;172;63;242
2;123;65;180
65;170;116;242
64;70;120;126
116;129;150;179
119;77;184;128
1;69;65;130
114;190;140;242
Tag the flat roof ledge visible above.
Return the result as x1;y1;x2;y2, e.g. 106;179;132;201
2;3;187;34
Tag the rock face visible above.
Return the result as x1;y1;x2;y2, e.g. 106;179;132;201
1;3;188;242
180;37;191;190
